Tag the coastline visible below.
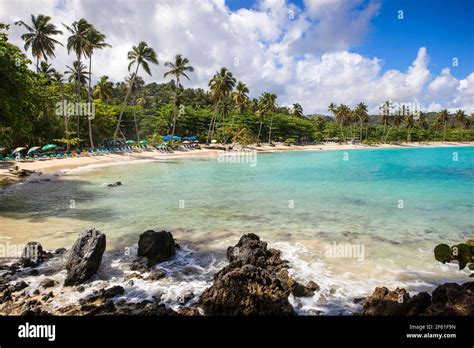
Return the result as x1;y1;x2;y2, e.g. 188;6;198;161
1;141;473;185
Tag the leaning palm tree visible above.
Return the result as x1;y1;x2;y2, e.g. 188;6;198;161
378;100;393;141
83;26;110;148
207;67;236;143
437;109;450;142
455;109;467;141
15;14;63;71
63;19;92;138
93;76;114;103
291;103;303;117
231;81;250;114
114;41;159;142
164;54;194;139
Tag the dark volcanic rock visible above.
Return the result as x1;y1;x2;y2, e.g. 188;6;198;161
64;228;106;286
21;242;53;267
137;230;176;266
130;257;149;273
12;281;29;292
424;282;474;316
39;278;55;289
146;269;166;281
362;287;430;316
199;233;295;315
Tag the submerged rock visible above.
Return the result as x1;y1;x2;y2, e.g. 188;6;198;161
39;278;55;289
424;282;474;315
199;233;295;315
146;269;166;281
137;230;177;267
20;242;53;267
64;228;106;286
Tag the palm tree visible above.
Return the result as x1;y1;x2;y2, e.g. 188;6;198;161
231;81;249;114
38;61;56;80
256;107;266;142
335;104;350;142
93;76;113;103
378;100;393;141
64;60;89;85
114;41;159;142
404;112;415;142
291;103;303;117
437;109;450;142
84;26;110;148
455;109;467;141
261;92;277;143
15;14;63;71
208;67;236;143
416;112;428;130
63;19;92;139
355;102;368;140
164;54;194;139
51;71;70;151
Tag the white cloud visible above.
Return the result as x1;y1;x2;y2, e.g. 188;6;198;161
0;0;472;114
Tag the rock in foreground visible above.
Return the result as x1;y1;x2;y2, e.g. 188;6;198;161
199;233;296;315
64;228;106;286
137;230;177;267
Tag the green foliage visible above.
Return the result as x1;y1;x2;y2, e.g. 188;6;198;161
434;241;474;276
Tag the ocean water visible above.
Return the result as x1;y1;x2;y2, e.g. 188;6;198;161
0;146;473;314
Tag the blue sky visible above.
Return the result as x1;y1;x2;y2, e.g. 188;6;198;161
228;0;474;79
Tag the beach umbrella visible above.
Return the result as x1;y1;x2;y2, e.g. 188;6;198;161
12;147;26;154
172;136;181;141
42;144;57;151
27;146;41;154
139;140;148;144
162;135;171;141
126;140;135;145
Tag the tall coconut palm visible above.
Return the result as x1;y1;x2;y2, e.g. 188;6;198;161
93;76;113;103
437;109;450;142
207;67;236;143
378;100;393;141
291;103;303;117
335;104;350;142
231;81;249;114
256;107;266;142
261;92;277;143
15;14;63;71
114;41;159;142
84;26;110;148
164;54;194;139
416;112;428;130
355;102;368;140
455;109;467;141
51;71;70;151
63;19;92;139
404;112;415;142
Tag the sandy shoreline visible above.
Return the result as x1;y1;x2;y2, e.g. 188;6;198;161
1;141;473;185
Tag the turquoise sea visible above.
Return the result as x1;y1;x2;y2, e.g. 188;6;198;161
1;146;473;314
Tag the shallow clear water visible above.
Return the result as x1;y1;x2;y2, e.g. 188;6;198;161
1;146;473;314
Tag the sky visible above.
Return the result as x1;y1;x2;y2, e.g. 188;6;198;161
1;0;473;114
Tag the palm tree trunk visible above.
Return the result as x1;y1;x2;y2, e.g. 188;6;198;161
207;104;218;144
36;57;39;73
360;120;363;140
443;122;447;142
257;120;263;143
268;113;274;143
133;107;140;142
114;64;140;143
171;77;179;139
77;55;81;140
60;83;70;152
87;56;94;149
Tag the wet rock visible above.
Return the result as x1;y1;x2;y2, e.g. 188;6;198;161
362;287;430;316
54;248;67;255
199;233;295;315
13;281;29;292
289;279;316;297
178;307;201;316
107;181;122;187
64;228;106;286
306;280;320;292
21;242;52;267
137;230;177;266
146;269;166;281
76;286;85;293
178;291;194;304
424;282;474;316
29;269;40;276
102;285;125;299
124;272;144;281
130;257;149;273
42;291;54;301
39;278;55;289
